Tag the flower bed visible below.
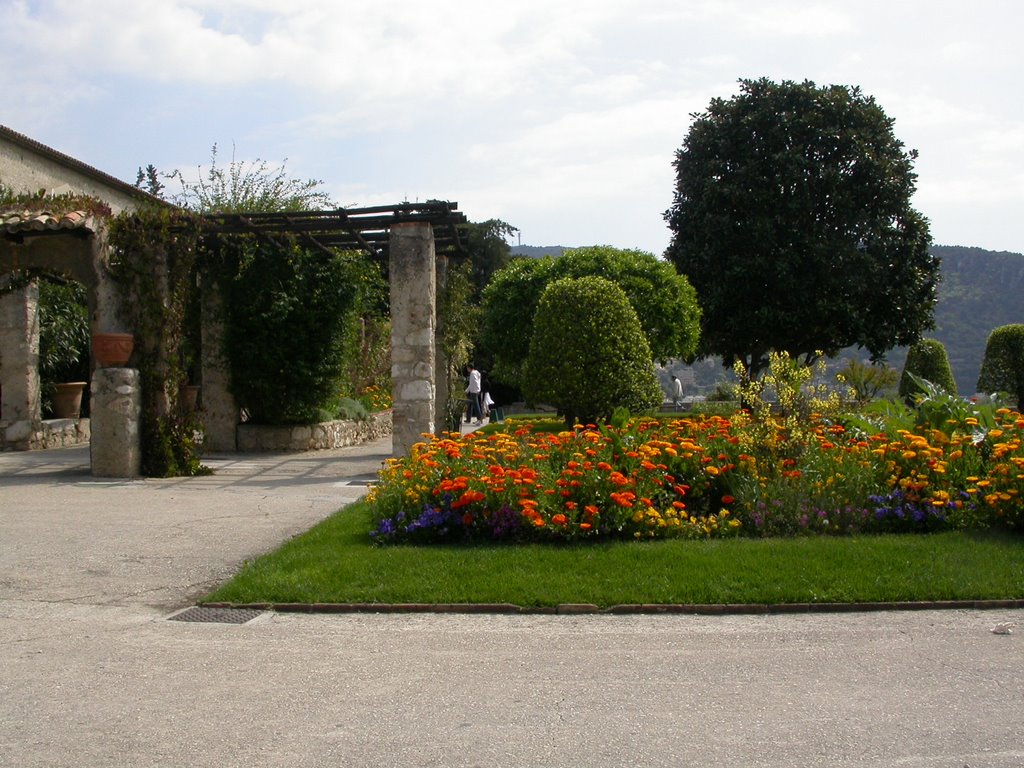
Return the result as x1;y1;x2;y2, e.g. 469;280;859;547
368;409;1023;543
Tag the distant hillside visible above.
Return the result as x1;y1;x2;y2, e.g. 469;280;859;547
928;245;1024;394
510;243;1024;395
510;245;566;258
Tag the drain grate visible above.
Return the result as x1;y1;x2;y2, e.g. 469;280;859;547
168;606;263;624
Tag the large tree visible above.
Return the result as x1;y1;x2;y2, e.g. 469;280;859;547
480;246;700;387
458;218;517;297
665;78;937;379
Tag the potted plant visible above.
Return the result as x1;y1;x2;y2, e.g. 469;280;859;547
51;381;87;419
38;278;91;418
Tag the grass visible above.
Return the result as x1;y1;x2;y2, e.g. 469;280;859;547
204;500;1024;608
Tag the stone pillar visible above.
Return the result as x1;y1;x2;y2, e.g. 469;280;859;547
434;252;449;435
90;367;141;477
390;222;436;456
199;279;239;452
0;281;41;450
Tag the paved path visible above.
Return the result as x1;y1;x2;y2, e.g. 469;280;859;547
1;439;1022;767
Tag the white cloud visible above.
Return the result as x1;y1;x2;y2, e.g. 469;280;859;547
1;0;1023;254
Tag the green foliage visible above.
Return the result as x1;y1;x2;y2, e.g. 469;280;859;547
479;257;554;386
438;260;480;431
0;186;112;218
706;380;739;402
458;218;517;297
168;144;333;213
977;323;1024;411
734;350;847;462
837;358;899;406
332;396;370;422
37;278;90;384
522;276;662;425
481;246;700;388
339;314;391;403
665;77;936;379
901;373;994;439
900;338;957;401
211;237;365;425
108;206;207;477
134;164;165;198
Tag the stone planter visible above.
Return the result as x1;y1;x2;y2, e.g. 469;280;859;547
92;332;134;367
52;381;87;419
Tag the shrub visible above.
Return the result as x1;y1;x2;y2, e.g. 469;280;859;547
522;276;663;425
215;238;363;424
837;358;898;406
37;277;90;384
479;246;701;389
977;324;1024;411
899;338;956;401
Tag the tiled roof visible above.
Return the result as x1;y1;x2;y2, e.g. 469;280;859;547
1;209;94;235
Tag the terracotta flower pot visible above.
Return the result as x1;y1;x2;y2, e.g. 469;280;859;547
52;381;86;419
92;332;134;367
180;384;201;413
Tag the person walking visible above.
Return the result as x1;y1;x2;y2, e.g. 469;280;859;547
671;375;684;410
465;364;483;424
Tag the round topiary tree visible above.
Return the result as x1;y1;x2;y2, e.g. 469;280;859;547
977;323;1024;411
899;338;957;401
480;246;700;389
522;276;663;425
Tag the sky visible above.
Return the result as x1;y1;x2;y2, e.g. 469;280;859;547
2;0;1023;256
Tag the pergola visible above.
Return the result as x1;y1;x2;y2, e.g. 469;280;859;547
196;201;466;258
190;201;469;457
1;200;468;473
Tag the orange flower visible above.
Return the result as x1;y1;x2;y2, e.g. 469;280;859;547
551;513;568;526
452;489;485;508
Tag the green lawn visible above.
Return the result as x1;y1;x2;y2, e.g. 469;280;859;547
204;500;1024;609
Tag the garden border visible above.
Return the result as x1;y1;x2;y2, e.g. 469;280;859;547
201;598;1024;616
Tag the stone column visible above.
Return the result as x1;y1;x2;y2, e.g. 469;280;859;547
199;279;239;452
90;367;141;477
390;222;436;456
0;281;41;450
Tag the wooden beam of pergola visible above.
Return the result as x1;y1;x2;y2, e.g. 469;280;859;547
196;201;467;259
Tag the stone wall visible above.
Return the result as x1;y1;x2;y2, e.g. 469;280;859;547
236;410;392;452
0;128;147;215
0;417;91;451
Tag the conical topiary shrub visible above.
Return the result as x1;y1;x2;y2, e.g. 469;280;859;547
899;338;957;402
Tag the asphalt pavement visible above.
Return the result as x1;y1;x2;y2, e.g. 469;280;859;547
0;438;1021;767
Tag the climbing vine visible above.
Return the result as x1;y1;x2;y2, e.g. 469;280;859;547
107;206;207;476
